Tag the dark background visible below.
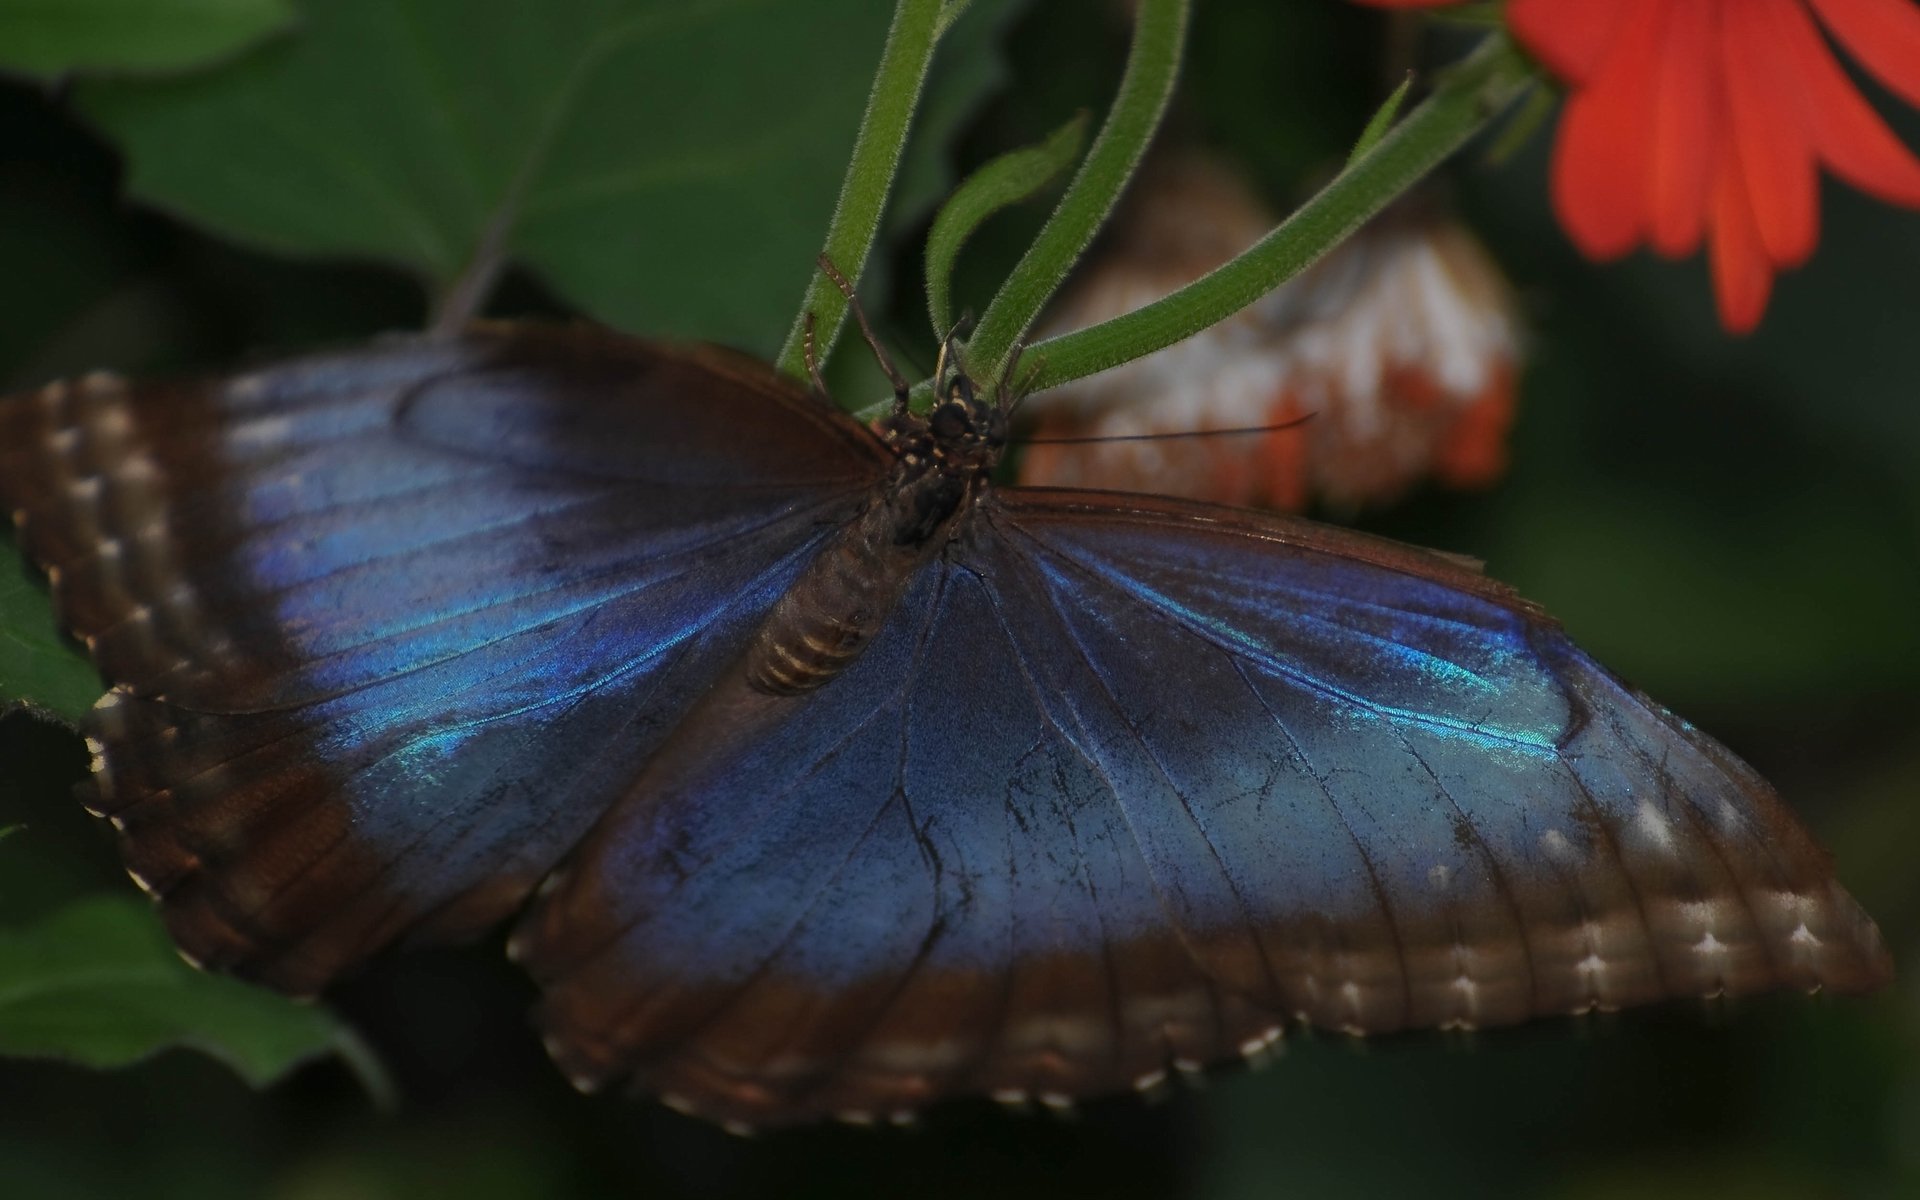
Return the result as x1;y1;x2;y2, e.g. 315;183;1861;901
3;3;1917;1197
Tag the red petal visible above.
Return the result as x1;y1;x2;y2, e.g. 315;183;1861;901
1809;0;1920;110
1648;1;1719;256
1783;0;1920;203
1509;0;1636;85
1709;141;1775;333
1549;0;1667;259
1722;0;1821;266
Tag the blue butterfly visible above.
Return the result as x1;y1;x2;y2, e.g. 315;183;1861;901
0;323;1889;1127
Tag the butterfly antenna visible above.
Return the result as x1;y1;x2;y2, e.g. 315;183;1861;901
996;342;1045;420
1014;414;1317;446
817;254;910;416
939;312;976;382
934;314;979;407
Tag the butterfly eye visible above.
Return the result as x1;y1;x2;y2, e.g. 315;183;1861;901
929;401;971;440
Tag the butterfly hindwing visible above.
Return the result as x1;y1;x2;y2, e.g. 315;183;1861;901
519;555;1243;1123
0;327;888;992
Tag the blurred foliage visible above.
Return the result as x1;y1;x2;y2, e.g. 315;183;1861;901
1;2;1918;1199
0;0;294;78
0;889;380;1095
1;570;95;723
77;0;1018;353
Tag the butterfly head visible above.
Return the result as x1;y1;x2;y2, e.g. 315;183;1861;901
876;337;1008;489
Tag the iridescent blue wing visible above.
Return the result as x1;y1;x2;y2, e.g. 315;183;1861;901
0;326;888;993
519;487;1889;1128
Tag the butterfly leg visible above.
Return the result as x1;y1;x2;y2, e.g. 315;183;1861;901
816;253;911;416
801;311;832;402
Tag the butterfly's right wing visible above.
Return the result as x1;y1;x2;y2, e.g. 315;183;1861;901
517;486;1888;1129
973;489;1891;1030
0;326;886;993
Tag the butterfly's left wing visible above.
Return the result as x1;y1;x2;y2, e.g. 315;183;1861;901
0;327;887;993
518;487;1889;1128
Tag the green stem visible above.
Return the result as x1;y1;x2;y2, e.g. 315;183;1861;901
964;0;1188;384
854;33;1537;424
1018;33;1536;396
935;0;977;38
925;114;1087;341
774;0;944;381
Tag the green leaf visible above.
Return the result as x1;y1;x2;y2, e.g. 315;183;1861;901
0;892;389;1098
1346;71;1413;167
0;0;296;78
1;550;98;722
74;0;1007;357
924;112;1085;340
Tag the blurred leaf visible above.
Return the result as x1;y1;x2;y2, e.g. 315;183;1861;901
1493;492;1920;707
76;0;1011;355
273;1114;575;1200
1;555;98;722
1544;1159;1833;1200
0;185;127;382
892;0;1029;231
0;0;295;78
0;891;388;1097
1184;0;1375;198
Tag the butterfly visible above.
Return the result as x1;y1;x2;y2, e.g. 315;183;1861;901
0;320;1890;1129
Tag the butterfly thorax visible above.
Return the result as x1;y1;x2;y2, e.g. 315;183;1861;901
744;382;1005;696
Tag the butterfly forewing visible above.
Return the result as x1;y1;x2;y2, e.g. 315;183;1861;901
0;327;888;992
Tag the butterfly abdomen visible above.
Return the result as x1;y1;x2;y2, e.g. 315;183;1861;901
746;459;978;695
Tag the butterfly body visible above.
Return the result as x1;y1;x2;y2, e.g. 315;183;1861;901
0;324;1891;1127
746;382;1003;695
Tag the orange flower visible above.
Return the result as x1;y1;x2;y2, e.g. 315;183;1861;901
1368;0;1920;331
1022;155;1520;512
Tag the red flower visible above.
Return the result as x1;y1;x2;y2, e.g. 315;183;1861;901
1368;0;1920;331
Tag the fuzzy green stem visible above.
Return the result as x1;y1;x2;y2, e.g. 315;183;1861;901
925;113;1088;341
935;0;977;38
775;0;944;381
1347;71;1415;167
964;0;1188;383
1019;33;1536;396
